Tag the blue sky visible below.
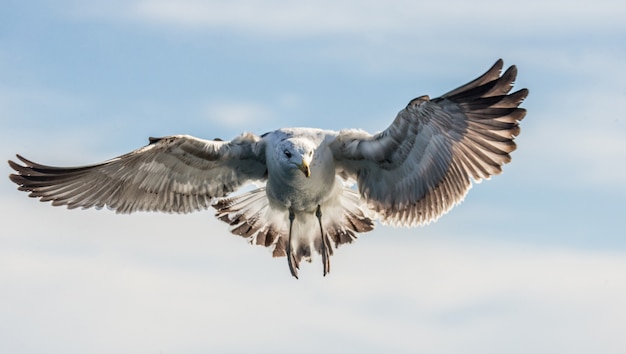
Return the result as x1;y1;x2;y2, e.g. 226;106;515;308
1;0;625;353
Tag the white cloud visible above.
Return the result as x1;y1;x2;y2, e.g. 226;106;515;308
69;0;625;38
200;93;307;131
203;100;274;129
1;194;626;353
0;86;91;124
3;2;626;352
528;120;626;188
518;65;626;191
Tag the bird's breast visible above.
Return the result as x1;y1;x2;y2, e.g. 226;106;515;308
266;152;336;212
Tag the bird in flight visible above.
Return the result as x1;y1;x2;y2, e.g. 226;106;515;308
9;59;528;278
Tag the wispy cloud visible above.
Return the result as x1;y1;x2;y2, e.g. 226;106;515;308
3;2;626;353
2;195;625;353
69;0;625;38
520;58;626;191
527;120;626;189
203;100;274;130
0;86;90;125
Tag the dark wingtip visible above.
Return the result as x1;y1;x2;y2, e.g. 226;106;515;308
8;156;32;178
8;172;24;185
502;65;517;81
518;88;530;99
489;59;504;76
442;59;509;98
8;155;24;187
8;154;28;170
11;154;45;169
8;158;21;172
15;154;32;164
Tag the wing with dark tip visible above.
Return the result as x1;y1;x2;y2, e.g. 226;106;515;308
9;133;267;214
330;59;528;226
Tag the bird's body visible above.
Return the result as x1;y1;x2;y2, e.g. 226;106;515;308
9;59;528;278
216;128;374;276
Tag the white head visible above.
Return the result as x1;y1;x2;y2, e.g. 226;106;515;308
276;138;314;178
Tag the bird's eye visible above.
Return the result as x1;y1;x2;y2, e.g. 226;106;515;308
308;151;313;157
284;150;292;158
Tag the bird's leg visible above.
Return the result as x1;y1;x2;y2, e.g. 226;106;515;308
316;205;330;276
287;207;299;279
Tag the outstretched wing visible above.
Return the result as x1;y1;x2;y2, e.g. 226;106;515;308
329;59;528;226
9;133;267;214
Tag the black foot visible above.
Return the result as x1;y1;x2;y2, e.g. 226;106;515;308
316;205;331;276
287;207;299;279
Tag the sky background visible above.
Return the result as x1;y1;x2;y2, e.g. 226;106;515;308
1;0;625;353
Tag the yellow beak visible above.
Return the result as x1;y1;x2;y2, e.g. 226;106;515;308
297;160;311;178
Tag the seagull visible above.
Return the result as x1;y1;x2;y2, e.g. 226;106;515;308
8;59;528;278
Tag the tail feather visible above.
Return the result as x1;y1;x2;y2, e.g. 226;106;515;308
212;185;375;277
213;187;287;252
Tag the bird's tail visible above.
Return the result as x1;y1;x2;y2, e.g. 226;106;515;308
213;185;375;276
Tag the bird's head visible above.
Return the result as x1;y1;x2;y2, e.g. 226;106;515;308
277;139;314;178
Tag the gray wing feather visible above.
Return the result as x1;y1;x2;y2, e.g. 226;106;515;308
330;59;528;226
9;133;267;214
